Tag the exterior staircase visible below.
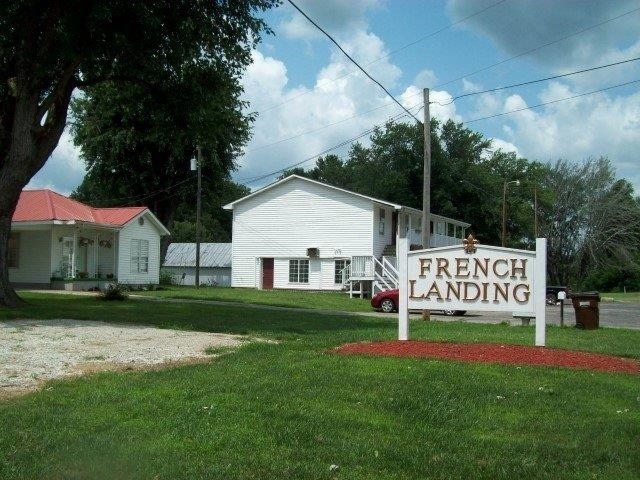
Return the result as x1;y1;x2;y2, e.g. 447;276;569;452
345;254;399;298
382;244;396;257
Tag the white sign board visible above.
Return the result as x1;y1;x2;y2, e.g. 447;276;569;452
398;238;547;346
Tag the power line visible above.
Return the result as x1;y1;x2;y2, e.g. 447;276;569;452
239;109;413;185
258;0;508;115
371;0;508;66
433;5;640;90
237;5;640;188
246;56;639;153
239;78;639;188
464;78;640;124
246;98;405;153
434;56;640;106
286;0;420;123
93;175;194;206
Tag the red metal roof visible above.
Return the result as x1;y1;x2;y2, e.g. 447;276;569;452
12;190;147;227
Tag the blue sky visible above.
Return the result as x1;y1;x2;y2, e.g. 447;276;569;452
29;0;640;196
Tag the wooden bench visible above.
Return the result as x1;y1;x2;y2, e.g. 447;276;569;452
512;312;535;326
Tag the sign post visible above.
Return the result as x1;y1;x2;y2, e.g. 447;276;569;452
398;221;409;341
534;238;547;346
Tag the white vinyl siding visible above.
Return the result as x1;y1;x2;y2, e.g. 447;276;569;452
7;229;52;285
230;177;375;289
372;205;394;258
117;214;162;284
130;239;149;273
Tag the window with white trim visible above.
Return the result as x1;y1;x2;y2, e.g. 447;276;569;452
131;239;149;273
289;259;309;283
7;233;19;268
334;259;350;284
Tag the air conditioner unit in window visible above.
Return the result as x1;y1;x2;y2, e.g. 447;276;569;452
307;247;319;257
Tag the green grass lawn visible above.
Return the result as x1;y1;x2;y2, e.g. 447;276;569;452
135;285;374;312
1;292;639;479
601;291;640;302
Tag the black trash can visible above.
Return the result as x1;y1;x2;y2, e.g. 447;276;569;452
571;292;601;329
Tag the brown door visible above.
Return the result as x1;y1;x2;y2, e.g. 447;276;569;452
262;258;274;289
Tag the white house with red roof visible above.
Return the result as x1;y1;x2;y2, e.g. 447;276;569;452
9;190;170;290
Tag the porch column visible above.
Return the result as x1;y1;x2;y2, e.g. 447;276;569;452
72;231;77;278
94;233;99;277
113;233;118;280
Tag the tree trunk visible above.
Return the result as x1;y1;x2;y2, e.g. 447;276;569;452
0;214;24;307
0;85;72;307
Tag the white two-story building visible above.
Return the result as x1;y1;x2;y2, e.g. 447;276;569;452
223;175;469;297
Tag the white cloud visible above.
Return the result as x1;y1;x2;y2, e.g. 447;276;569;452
27;129;85;196
489;138;519;155
414;69;438;89
238;17;435;189
492;83;640;191
462;78;482;93
237;43;464;190
446;0;640;89
280;0;382;40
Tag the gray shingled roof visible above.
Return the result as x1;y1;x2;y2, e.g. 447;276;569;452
163;243;231;268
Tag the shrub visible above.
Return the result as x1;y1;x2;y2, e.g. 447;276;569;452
159;269;174;286
98;283;128;301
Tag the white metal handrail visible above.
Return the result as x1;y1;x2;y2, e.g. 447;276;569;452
339;264;350;286
373;256;399;291
350;256;374;277
381;256;399;279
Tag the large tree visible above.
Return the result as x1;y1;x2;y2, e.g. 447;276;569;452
542;158;640;286
70;63;249;255
0;0;278;306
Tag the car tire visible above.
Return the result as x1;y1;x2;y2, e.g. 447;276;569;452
443;310;466;316
380;298;396;313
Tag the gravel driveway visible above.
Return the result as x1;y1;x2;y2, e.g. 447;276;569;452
0;319;248;398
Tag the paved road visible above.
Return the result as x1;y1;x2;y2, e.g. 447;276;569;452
23;290;640;330
425;301;640;330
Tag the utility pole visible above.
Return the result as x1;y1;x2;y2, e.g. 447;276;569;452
421;88;431;250
502;180;507;247
195;146;203;288
502;179;520;247
421;88;431;322
534;186;538;238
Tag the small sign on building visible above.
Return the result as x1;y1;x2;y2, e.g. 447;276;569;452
398;236;547;346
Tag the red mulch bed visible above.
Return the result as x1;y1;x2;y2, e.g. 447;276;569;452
334;341;639;374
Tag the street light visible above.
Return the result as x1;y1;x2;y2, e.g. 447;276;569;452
502;179;520;247
190;146;202;288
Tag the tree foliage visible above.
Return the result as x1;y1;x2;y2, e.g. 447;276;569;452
542;158;640;286
70;60;251;253
0;0;278;306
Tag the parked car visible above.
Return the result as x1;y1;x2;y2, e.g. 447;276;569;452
546;285;570;305
371;289;466;316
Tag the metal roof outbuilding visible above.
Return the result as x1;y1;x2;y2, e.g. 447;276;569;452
163;243;232;268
